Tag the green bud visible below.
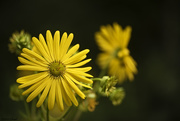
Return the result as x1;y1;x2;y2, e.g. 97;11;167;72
8;30;32;55
9;84;24;101
109;87;125;106
99;76;118;96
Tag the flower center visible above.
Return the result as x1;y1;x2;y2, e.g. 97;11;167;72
49;62;66;77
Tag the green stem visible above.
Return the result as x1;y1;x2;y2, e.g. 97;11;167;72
92;78;101;81
73;109;82;121
46;106;49;121
24;101;30;118
98;67;107;78
31;99;36;118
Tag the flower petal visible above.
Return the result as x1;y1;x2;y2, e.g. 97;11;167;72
66;59;91;68
61;44;79;62
18;57;38;66
68;72;93;84
18;72;48;88
46;30;54;61
59;78;72;106
59;32;67;59
60;33;74;59
48;79;56;110
66;69;93;77
64;74;86;99
26;77;49;102
39;33;52;61
32;37;52;63
22;48;48;65
65;73;92;89
17;65;48;71
63;49;89;65
17;72;45;84
36;77;52;107
53;31;60;61
61;77;78;106
21;53;48;67
55;79;64;111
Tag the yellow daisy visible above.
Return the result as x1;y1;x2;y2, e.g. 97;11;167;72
16;30;93;111
95;23;137;83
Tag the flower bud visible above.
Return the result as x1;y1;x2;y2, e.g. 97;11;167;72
8;30;32;55
109;87;125;106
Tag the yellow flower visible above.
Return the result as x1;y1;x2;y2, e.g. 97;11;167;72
95;23;137;83
16;30;93;111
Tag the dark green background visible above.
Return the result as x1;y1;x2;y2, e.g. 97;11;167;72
0;0;180;121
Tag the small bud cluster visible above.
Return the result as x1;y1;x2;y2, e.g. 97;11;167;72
8;30;32;55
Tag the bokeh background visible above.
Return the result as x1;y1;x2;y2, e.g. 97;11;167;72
0;0;180;121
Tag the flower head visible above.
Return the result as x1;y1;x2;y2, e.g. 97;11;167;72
9;84;24;101
109;87;125;106
8;30;32;55
16;30;93;111
99;76;118;96
95;23;137;83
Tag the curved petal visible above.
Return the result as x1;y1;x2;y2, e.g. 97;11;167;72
55;79;64;111
32;37;52;63
36;77;52;107
46;30;54;61
18;72;48;88
65;73;92;89
66;59;91;68
61;77;78;106
63;49;89;65
48;79;56;110
53;31;60;61
64;74;85;99
61;44;79;62
26;77;49;102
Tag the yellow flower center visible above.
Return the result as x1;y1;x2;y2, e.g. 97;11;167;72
49;62;66;77
117;48;129;58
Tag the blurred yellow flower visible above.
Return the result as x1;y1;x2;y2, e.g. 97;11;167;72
16;30;93;111
95;23;137;83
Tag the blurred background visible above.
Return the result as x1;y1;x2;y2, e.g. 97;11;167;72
0;0;180;121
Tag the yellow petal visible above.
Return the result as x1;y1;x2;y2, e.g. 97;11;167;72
39;34;52;62
32;37;51;63
22;78;44;95
64;74;85;99
18;72;48;88
63;49;89;65
65;73;92;89
36;78;52;107
70;67;92;72
122;26;132;48
17;65;48;71
59;78;72;106
66;69;93;77
46;30;54;61
48;79;56;110
66;59;91;68
59;32;67;59
113;23;123;45
61;44;79;62
68;72;93;84
53;31;60;61
60;33;74;59
22;48;48;65
55;79;64;111
21;53;48;67
18;57;38;66
61;77;78;106
17;72;45;84
95;33;113;52
26;77;49;102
